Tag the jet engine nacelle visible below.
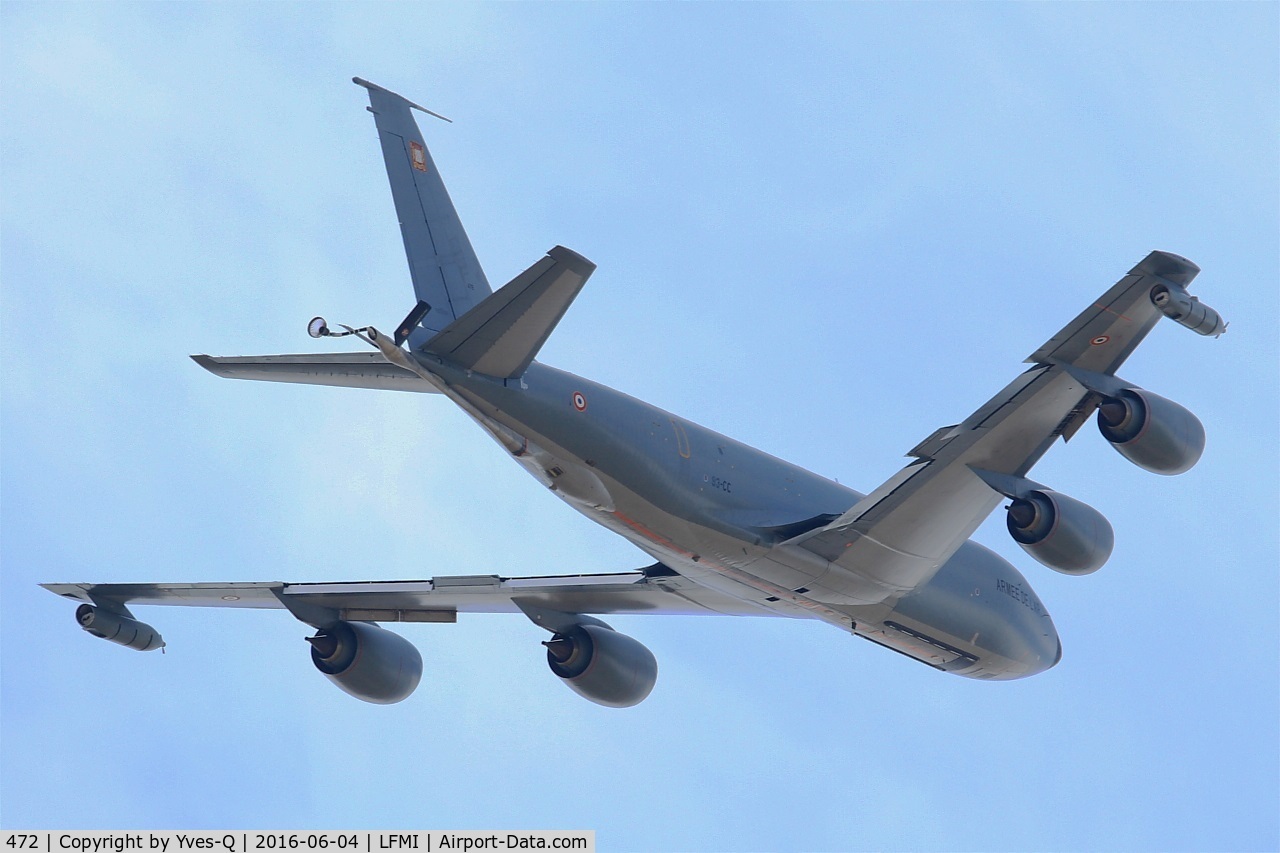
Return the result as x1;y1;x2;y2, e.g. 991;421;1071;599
543;623;657;708
1006;490;1114;576
307;621;423;704
1097;388;1205;476
1151;282;1226;337
75;604;165;651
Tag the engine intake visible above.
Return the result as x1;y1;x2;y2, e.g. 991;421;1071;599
75;604;164;651
308;621;422;704
1006;490;1114;575
1097;388;1205;476
544;623;657;708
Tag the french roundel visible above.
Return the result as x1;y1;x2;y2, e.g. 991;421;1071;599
572;392;587;412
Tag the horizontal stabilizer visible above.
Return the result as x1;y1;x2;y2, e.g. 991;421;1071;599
191;353;439;393
422;245;596;379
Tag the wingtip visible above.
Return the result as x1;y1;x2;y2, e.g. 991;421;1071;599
1131;250;1200;286
190;354;228;377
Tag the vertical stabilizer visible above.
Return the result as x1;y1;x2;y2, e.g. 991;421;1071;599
354;78;493;345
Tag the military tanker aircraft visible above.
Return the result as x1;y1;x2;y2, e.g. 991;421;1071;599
42;79;1227;707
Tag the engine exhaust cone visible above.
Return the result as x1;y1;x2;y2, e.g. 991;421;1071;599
1008;499;1039;529
306;632;339;658
1098;399;1128;428
543;637;575;663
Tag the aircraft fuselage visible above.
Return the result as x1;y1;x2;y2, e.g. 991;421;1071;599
423;354;1062;680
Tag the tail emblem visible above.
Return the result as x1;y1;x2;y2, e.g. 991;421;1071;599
409;141;428;172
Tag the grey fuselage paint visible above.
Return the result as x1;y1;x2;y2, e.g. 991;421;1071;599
419;352;1062;681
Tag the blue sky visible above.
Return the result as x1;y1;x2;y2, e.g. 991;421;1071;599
2;4;1277;851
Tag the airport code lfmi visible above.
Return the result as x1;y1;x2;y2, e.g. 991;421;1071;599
2;834;593;853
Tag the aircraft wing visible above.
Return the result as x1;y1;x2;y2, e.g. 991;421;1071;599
790;250;1217;602
41;565;780;622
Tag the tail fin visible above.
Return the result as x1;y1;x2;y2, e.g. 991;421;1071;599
354;78;492;345
423;246;595;379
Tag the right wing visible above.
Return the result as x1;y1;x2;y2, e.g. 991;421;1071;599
191;352;438;392
787;251;1221;604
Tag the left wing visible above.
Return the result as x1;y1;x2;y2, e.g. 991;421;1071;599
42;565;779;623
787;250;1225;605
45;567;764;707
